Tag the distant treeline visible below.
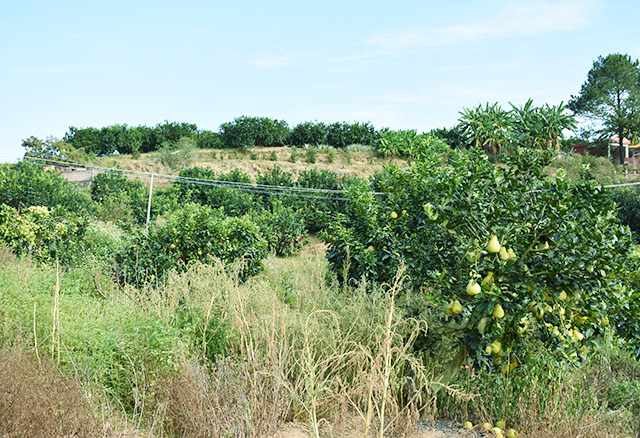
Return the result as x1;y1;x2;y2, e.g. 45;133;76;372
61;117;392;156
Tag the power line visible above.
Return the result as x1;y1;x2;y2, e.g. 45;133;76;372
603;181;640;188
22;156;383;201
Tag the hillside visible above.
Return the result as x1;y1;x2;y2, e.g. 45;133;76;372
91;145;410;181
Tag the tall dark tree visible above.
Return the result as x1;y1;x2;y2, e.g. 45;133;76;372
569;53;640;165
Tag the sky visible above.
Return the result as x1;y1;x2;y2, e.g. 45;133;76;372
1;0;640;162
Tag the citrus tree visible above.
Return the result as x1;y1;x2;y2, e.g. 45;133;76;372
116;203;267;286
321;147;635;367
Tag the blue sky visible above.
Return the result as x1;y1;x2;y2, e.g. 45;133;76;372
1;0;640;162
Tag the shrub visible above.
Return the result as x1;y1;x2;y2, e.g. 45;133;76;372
219;116;291;148
291;121;328;146
175;167;257;216
252;202;308;257
305;147;318;163
62;220;126;270
91;172;148;224
195;130;222;149
546;153;624;185
321;147;635;366
327;121;378;148
296;168;346;231
255;165;295;209
156;136;197;170
609;188;640;240
0;161;93;214
0;204;88;263
115;203;268;286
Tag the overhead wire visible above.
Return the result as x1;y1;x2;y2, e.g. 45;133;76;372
22;156;384;201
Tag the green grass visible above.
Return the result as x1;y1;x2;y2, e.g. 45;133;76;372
1;246;639;437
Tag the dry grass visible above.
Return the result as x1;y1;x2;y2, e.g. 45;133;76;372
156;357;290;437
0;347;100;438
94;146;408;180
126;258;447;437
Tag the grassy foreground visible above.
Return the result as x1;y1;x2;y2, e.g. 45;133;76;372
0;246;638;437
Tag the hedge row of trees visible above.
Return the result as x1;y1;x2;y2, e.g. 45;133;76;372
25;103;581;160
41;118;381;157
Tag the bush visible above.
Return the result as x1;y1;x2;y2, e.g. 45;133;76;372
62;220;126;270
195;130;223;149
252;202;308;257
0;204;88;264
321;147;635;365
296;168;346;231
219;116;291;148
326;121;378;148
290;121;328;146
0;162;93;214
116;203;268;286
156;137;197;170
546;153;624;185
610;188;640;240
91;172;148;224
437;337;639;436
175;167;257;216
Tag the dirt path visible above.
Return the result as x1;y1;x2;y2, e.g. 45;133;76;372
276;422;481;438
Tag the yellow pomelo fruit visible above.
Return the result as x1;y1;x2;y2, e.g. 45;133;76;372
445;302;454;316
574;315;588;325
527;302;535;311
488;235;501;253
462;421;473;429
506;428;518;438
390;211;398;219
482;271;495;286
495;420;506;430
493;304;505;319
573;329;584;341
533;306;544;320
507;248;517;261
451;300;462;314
478;316;490;334
601;316;609;327
485;345;493;355
499;246;509;260
482;422;492;431
490;340;501;355
557;290;567;301
467;281;481;296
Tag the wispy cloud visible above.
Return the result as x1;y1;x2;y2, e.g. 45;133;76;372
66;30;154;41
368;92;427;104
247;54;298;68
13;65;120;74
364;1;594;53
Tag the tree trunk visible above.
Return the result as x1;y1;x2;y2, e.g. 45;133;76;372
619;127;625;165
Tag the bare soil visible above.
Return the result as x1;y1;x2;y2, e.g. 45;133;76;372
275;421;482;438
